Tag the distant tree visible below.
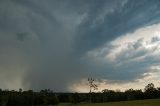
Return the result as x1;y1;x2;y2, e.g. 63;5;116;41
44;95;59;106
1;95;9;106
102;89;116;102
125;89;135;100
102;89;109;93
19;88;22;93
88;78;98;93
51;95;59;106
71;92;80;106
157;87;160;98
144;83;157;99
144;83;155;92
88;78;98;103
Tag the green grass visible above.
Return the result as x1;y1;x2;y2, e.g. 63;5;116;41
59;99;160;106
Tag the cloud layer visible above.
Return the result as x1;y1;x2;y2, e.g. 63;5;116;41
0;0;160;92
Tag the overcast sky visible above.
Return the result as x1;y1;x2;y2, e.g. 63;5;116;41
1;0;160;92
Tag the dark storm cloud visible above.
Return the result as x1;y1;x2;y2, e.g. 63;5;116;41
17;32;28;41
75;0;160;54
0;0;160;91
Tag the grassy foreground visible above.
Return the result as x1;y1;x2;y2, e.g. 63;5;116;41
59;99;160;106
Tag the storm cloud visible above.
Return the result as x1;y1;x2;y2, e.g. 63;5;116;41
1;0;160;92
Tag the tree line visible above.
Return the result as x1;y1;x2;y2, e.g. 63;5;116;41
0;83;160;106
0;89;59;106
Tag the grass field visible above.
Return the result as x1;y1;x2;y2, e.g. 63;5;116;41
59;99;160;106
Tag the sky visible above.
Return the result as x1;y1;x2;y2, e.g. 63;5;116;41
1;0;160;92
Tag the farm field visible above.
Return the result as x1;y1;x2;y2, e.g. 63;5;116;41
59;99;160;106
